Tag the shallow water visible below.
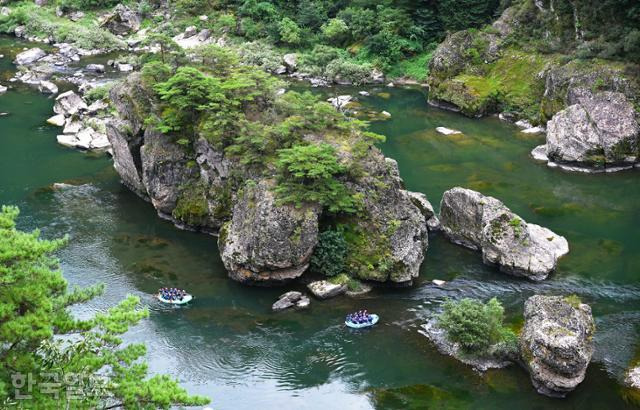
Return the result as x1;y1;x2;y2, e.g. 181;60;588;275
2;37;640;409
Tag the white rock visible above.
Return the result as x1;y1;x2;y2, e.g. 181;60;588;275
432;279;446;286
327;95;352;109
56;134;77;148
90;132;110;150
47;114;65;126
436;127;462;135
515;119;533;129
307;280;347;299
38;80;58;94
54;91;87;116
531;145;548;161
63;120;82;134
75;127;94;149
381;110;391;117
117;63;133;72
199;15;208;21
358;91;370;96
521;126;545;134
0;84;7;94
387;82;394;87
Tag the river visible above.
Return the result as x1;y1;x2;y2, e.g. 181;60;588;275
1;36;639;409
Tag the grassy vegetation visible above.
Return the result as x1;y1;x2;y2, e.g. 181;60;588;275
386;51;434;82
0;1;125;50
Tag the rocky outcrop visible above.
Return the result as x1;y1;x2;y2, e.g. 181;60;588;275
272;291;310;311
100;4;141;35
520;295;595;397
439;187;568;280
533;91;639;172
345;155;428;284
218;180;320;285
107;72;428;287
307;280;346;299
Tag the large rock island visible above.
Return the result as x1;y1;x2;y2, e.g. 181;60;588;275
106;68;429;286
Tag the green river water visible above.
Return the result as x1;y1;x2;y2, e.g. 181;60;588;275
1;36;640;409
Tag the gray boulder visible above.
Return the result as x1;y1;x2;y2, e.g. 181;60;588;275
541;91;639;171
520;295;595;397
307;280;346;299
101;4;141;35
405;190;440;231
183;26;197;38
53;91;87;116
219;180;320;285
283;53;297;72
15;48;46;65
0;84;7;94
439;187;569;281
272;291;310;311
38;80;58;94
86;63;105;73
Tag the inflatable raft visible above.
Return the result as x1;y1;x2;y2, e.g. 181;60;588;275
345;314;379;329
156;293;193;305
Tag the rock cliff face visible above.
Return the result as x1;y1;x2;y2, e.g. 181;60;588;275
520;295;595;397
218;181;320;285
439;188;568;281
106;73;429;286
533;91;639;172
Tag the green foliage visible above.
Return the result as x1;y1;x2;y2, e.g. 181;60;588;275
438;297;516;354
0;206;209;408
274;143;358;214
278;17;302;45
311;230;348;277
0;3;124;50
84;83;113;104
564;294;583;308
321;18;350;45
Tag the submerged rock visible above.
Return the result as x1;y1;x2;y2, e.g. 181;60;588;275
436;127;462;135
539;91;640;172
520;295;595;397
219;180;320;285
439;187;569;280
307;280;346;299
272;291;310;311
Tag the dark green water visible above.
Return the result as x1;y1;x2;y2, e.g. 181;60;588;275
2;37;640;409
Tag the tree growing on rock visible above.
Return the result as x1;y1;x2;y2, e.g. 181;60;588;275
274;143;359;214
0;206;209;408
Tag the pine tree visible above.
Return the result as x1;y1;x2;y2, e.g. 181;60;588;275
0;206;210;409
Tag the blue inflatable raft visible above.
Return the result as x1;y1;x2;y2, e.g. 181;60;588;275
157;293;193;305
345;314;379;329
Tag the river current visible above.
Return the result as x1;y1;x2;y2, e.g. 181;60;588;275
1;36;640;409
